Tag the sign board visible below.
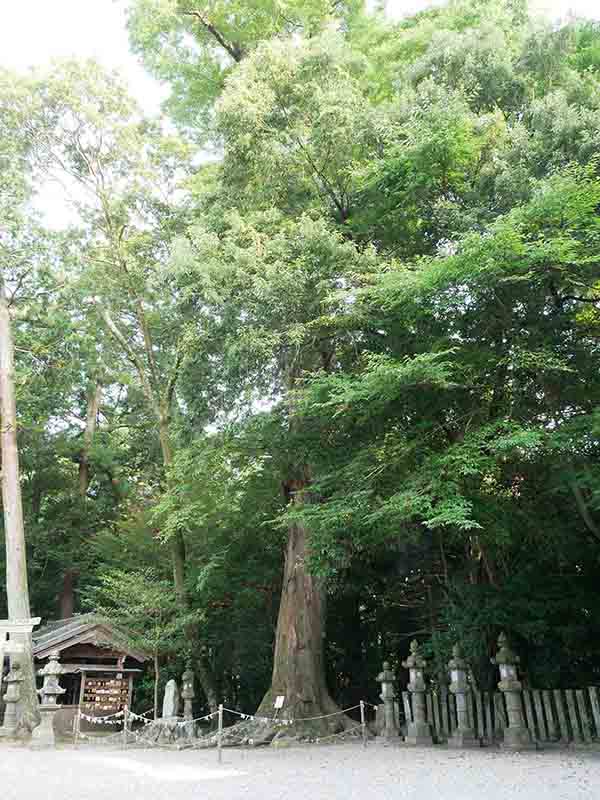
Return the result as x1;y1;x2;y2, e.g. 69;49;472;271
274;695;285;710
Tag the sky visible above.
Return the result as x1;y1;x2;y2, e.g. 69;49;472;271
1;0;599;225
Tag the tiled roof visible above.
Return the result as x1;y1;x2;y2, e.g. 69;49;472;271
32;614;149;661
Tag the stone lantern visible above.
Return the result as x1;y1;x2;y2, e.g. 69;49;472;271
491;632;533;749
181;662;195;738
31;649;65;748
376;661;400;741
0;660;24;738
448;643;478;747
402;640;433;745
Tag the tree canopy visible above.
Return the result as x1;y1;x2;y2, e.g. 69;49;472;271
2;0;600;714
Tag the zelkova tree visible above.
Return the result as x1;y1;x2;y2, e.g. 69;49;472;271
173;211;378;723
168;33;381;723
31;62;218;708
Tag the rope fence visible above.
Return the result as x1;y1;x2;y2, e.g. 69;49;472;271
72;700;371;758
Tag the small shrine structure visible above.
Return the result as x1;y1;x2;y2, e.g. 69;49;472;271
32;614;149;727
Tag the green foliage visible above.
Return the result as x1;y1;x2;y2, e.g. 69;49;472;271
3;0;600;710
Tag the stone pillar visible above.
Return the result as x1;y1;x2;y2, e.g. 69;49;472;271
31;649;65;748
181;662;195;739
448;643;479;747
491;632;533;750
376;661;400;741
402;640;433;745
0;661;24;738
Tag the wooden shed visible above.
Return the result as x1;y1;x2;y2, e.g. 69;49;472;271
33;614;149;716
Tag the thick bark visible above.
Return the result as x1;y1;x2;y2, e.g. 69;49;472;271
0;275;39;731
58;568;78;620
78;379;102;498
154;651;160;721
56;380;103;620
257;479;340;724
158;413;187;602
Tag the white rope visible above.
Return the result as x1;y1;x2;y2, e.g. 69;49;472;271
79;710;124;724
222;703;362;724
128;710;218;726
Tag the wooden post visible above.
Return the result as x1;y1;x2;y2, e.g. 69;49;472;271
565;690;582;743
575;690;592;744
523;690;537;740
432;692;441;740
74;706;81;748
402;691;412;726
553;690;569;742
441;687;450;738
474;690;485;741
588;687;600;740
78;671;86;708
484;692;494;743
533;691;548;742
217;703;223;763
360;700;367;748
542;690;558;741
122;704;129;747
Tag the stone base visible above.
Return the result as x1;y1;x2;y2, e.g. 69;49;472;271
500;728;536;750
405;723;433;746
377;734;402;746
448;730;481;748
30;712;57;749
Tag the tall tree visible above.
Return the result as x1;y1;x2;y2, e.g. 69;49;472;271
0;69;40;731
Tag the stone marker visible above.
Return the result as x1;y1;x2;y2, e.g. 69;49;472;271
448;643;479;748
31;649;65;748
162;678;180;719
376;661;400;742
491;632;534;750
402;640;433;746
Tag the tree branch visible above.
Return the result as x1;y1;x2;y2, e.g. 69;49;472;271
182;10;244;62
97;303;160;418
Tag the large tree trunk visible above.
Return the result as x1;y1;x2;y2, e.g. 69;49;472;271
78;379;102;498
56;380;103;620
0;275;40;733
257;478;340;724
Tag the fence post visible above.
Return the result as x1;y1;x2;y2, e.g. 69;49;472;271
122;704;129;748
360;700;367;747
74;706;81;748
217;703;223;763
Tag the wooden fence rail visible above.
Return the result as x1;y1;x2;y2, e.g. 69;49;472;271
379;686;600;745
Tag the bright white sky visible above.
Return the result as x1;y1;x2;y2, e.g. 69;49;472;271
1;0;599;226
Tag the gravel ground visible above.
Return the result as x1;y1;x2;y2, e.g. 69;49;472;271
1;742;599;800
